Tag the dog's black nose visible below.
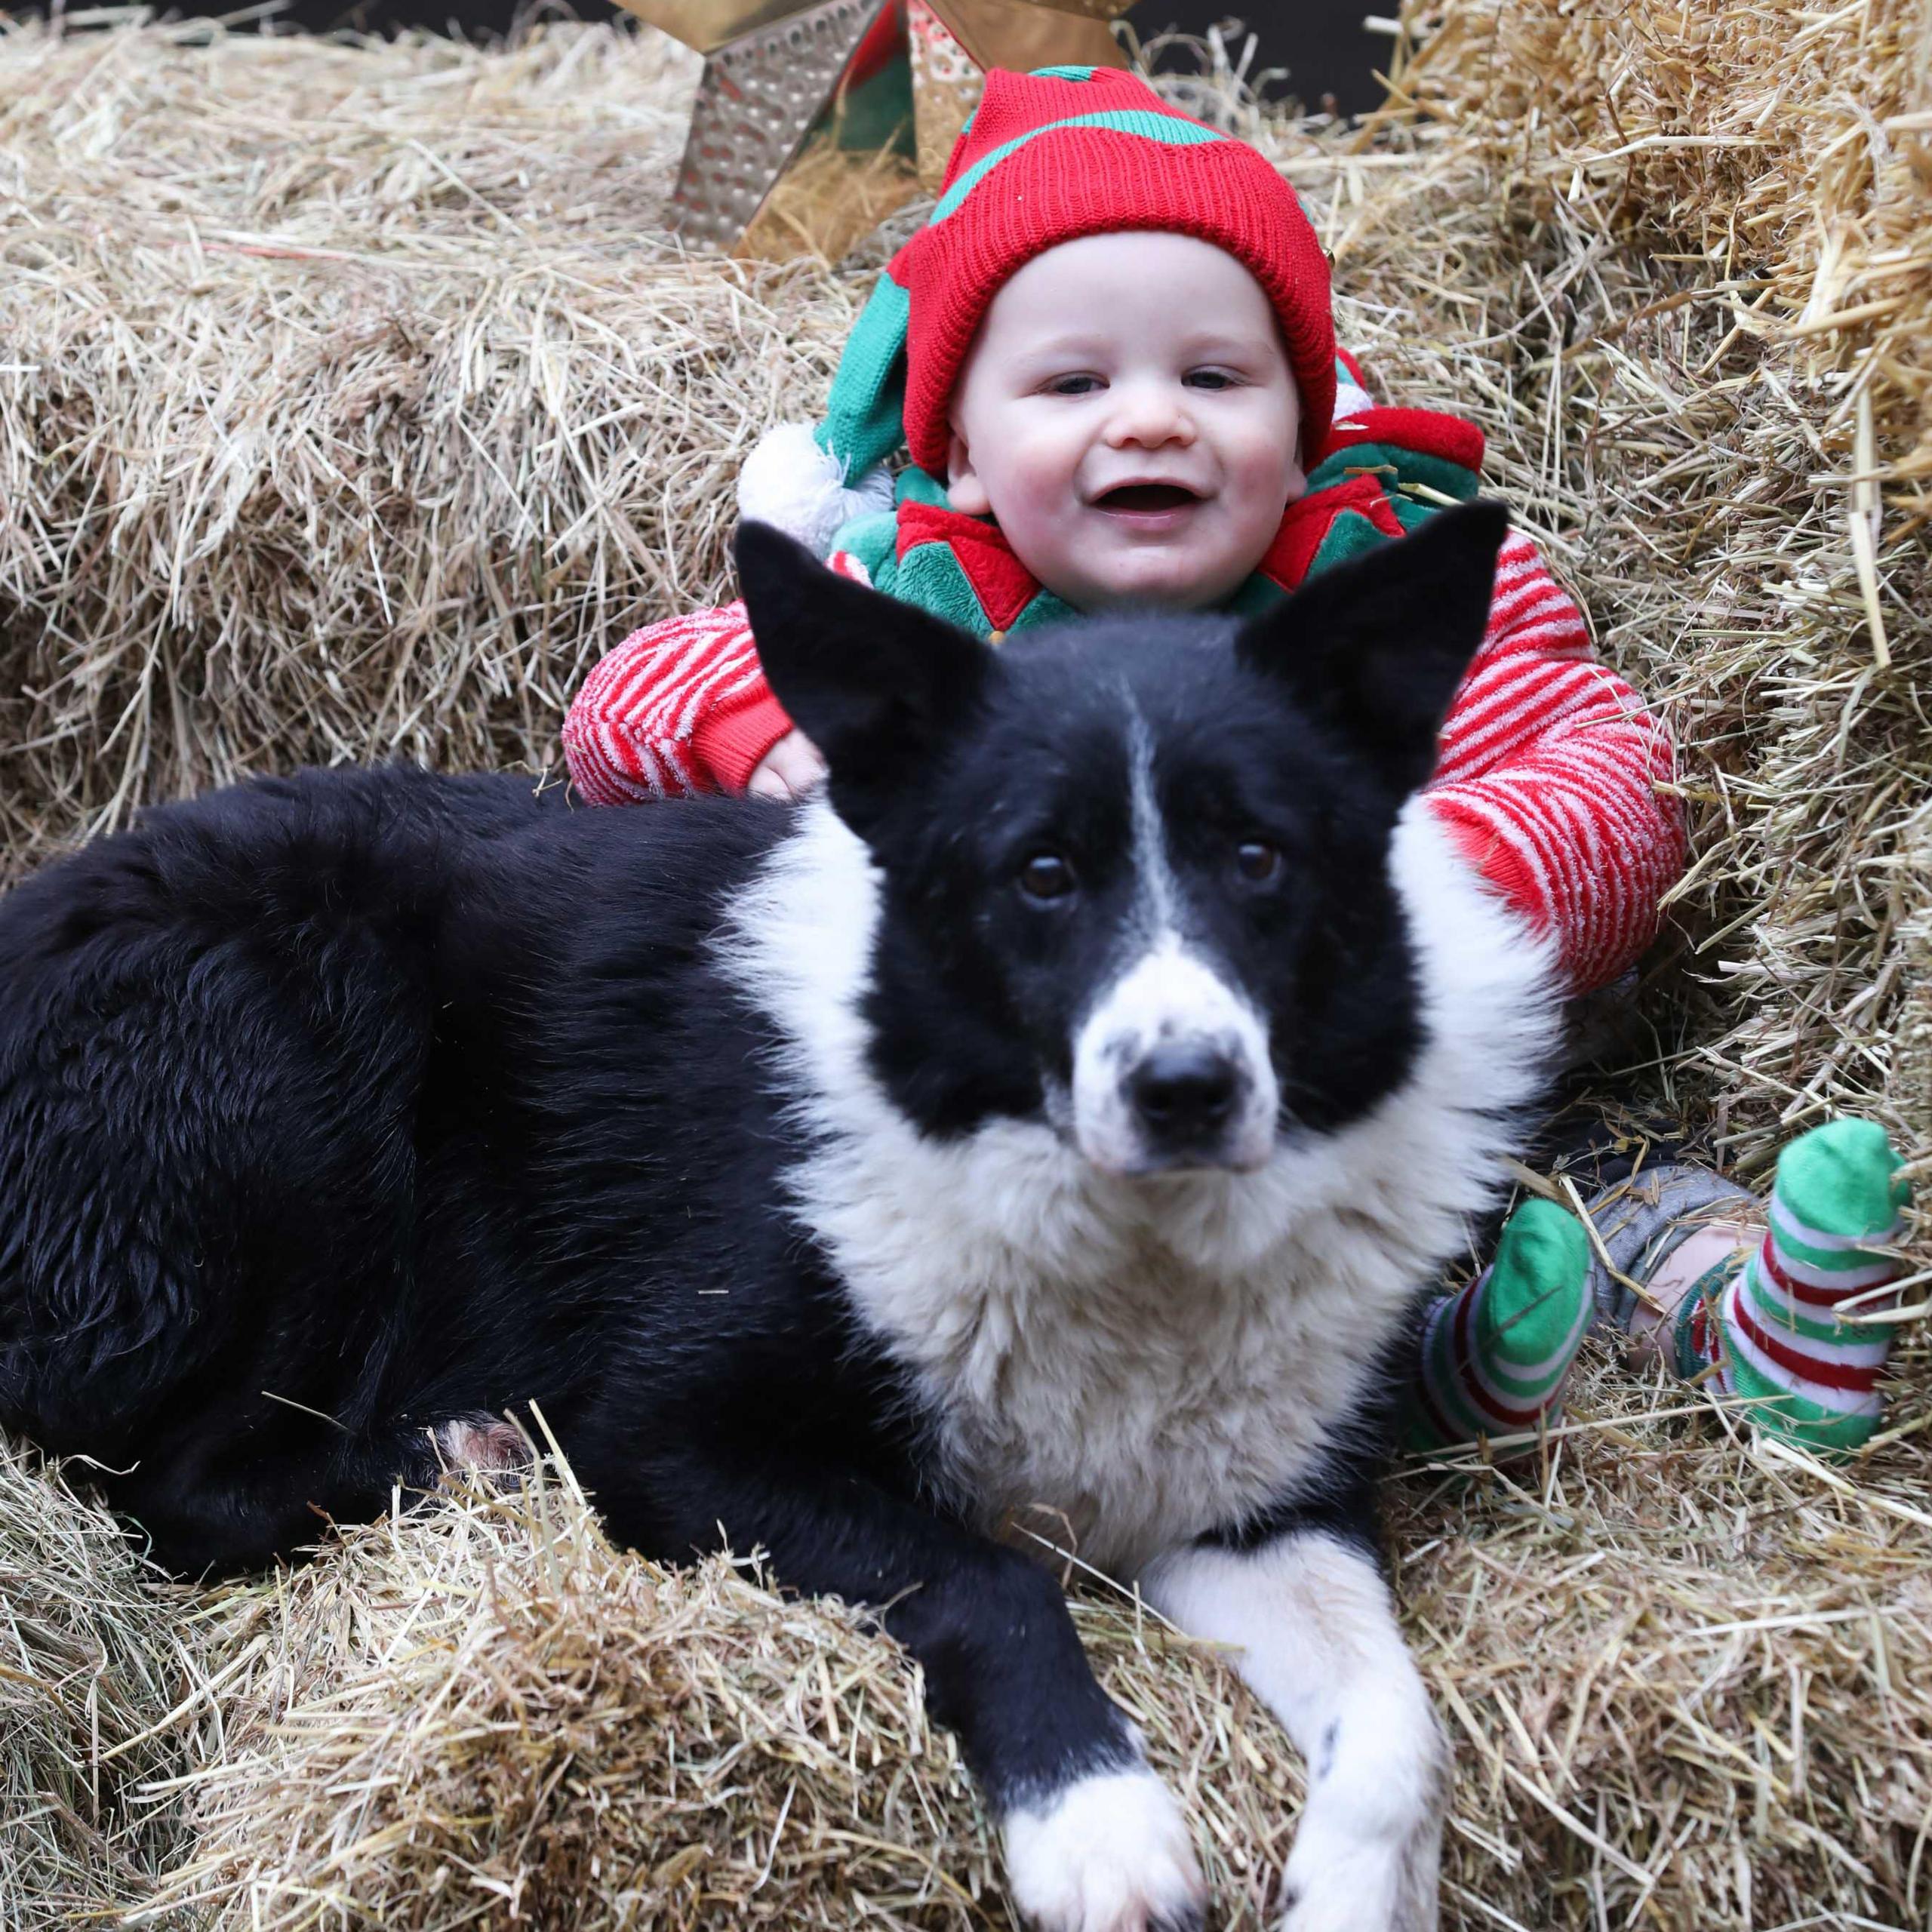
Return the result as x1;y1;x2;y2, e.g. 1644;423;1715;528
1130;1044;1239;1141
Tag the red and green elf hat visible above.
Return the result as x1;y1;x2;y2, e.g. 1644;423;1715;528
738;65;1337;555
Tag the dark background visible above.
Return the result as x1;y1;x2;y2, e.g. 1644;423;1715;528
33;0;1389;114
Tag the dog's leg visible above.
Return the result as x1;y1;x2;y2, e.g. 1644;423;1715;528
112;1413;450;1578
1140;1525;1445;1932
122;1413;528;1576
600;1455;1205;1932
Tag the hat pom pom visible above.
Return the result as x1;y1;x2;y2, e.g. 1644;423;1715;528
737;422;894;558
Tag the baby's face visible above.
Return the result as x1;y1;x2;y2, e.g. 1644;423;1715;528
946;232;1306;611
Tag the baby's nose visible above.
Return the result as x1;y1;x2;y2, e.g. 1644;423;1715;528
1105;380;1196;447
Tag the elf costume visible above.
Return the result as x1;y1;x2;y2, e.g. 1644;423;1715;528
564;66;1684;998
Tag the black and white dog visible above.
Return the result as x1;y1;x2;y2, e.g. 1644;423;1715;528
0;503;1555;1931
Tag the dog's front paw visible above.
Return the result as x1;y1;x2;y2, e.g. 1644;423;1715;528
1004;1764;1205;1932
1275;1814;1440;1932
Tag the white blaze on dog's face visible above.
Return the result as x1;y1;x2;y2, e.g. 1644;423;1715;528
734;503;1512;1178
1069;713;1279;1174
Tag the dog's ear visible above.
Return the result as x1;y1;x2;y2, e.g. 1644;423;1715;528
736;521;992;830
1235;500;1509;795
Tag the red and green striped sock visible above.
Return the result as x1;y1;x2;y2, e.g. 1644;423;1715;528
1411;1198;1592;1451
1676;1118;1909;1457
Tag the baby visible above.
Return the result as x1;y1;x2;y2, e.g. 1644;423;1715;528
566;66;1909;1458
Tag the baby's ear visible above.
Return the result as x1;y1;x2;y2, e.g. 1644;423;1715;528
1235;500;1508;796
944;423;992;517
736;521;992;834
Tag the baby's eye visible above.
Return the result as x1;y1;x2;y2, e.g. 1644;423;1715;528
1045;374;1103;396
1186;369;1238;390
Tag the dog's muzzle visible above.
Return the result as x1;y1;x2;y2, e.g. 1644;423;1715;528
1071;940;1278;1175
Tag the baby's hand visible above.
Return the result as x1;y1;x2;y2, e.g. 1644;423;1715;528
747;730;827;801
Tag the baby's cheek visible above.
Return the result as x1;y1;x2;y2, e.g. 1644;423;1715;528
1006;439;1081;517
1229;449;1299;543
992;455;1084;556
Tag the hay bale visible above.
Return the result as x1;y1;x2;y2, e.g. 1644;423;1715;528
1385;0;1932;488
0;1435;192;1925
144;1456;1306;1929
1398;1353;1932;1929
0;14;863;874
1368;0;1932;1181
52;1382;1932;1931
146;1460;1004;1928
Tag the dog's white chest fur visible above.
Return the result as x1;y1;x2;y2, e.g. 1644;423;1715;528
814;1168;1446;1574
724;798;1556;1579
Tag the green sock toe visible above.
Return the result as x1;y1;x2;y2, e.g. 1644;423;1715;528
1479;1198;1592;1371
1407;1199;1595;1454
1776;1118;1908;1244
1707;1116;1912;1463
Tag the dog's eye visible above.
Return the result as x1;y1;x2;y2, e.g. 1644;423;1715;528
1235;841;1281;884
1018;853;1077;903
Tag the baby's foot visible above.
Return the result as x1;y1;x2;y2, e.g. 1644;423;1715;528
1410;1198;1592;1451
1624;1220;1755;1371
1687;1119;1909;1457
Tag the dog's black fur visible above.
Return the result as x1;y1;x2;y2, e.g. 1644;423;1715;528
0;504;1528;1927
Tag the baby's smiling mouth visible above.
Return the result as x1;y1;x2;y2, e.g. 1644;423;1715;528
1093;481;1203;513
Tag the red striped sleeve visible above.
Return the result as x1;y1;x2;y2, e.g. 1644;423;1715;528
1426;532;1684;993
561;601;795;801
562;552;875;804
